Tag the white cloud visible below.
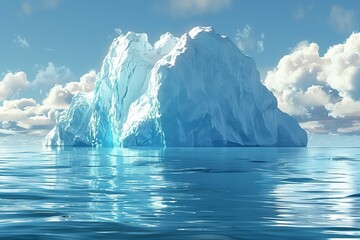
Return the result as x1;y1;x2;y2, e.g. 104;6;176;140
114;28;122;35
13;35;30;48
0;98;53;135
42;85;72;109
300;121;329;134
0;72;29;100
264;32;360;135
0;128;17;136
43;70;96;109
327;98;360;118
65;70;96;94
329;5;356;33
1;63;75;102
0;69;96;135
3;98;37;110
31;62;74;92
235;25;265;53
17;115;53;130
167;0;232;16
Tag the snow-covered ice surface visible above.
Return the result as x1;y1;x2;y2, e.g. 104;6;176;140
43;27;307;147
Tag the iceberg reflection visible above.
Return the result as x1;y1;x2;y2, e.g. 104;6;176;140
52;147;174;227
2;145;360;238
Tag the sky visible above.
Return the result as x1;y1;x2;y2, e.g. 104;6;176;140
1;0;360;146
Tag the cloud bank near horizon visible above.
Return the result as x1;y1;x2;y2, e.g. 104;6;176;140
0;65;96;136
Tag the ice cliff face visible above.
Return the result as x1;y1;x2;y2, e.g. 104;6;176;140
43;27;308;147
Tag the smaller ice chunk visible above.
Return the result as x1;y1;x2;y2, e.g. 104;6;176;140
43;92;93;146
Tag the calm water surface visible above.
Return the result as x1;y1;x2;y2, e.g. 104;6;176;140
1;146;360;239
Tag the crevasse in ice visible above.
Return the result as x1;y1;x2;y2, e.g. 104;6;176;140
43;27;308;147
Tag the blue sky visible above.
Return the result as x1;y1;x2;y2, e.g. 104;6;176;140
1;0;360;145
2;0;357;79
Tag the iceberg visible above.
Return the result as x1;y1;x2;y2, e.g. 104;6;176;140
43;27;308;147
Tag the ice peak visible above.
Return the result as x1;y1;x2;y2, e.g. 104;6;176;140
44;27;308;147
189;26;215;39
109;31;151;55
154;32;179;56
123;31;149;43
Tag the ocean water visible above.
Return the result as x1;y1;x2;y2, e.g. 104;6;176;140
1;145;360;240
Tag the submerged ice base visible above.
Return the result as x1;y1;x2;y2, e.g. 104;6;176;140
43;27;308;147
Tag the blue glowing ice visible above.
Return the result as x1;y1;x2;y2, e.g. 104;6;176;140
44;27;307;147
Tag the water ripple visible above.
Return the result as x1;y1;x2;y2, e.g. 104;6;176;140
0;146;360;239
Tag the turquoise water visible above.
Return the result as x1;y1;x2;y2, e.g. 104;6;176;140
1;146;360;239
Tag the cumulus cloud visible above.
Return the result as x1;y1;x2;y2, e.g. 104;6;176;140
329;5;356;33
264;32;360;135
43;70;96;109
0;98;43;122
3;98;37;110
1;63;75;103
42;85;72;109
0;70;96;135
327;98;360;118
16;115;53;130
65;70;96;94
31;62;74;92
166;0;232;16
13;35;30;48
235;25;265;53
0;72;29;100
0;98;53;135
